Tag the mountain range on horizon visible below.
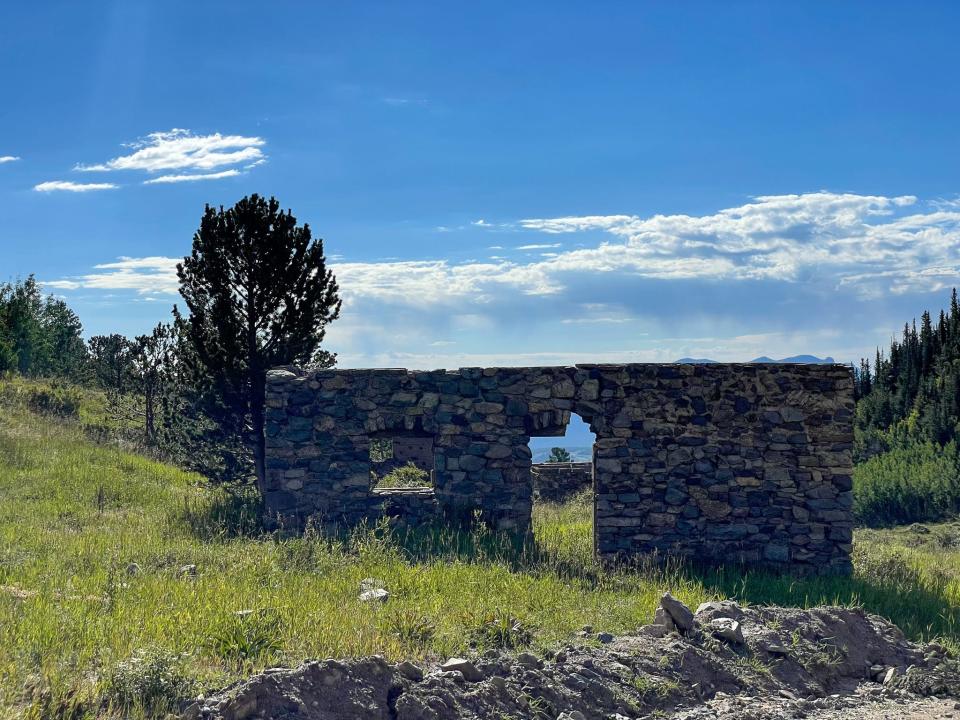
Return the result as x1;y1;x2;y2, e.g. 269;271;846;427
674;355;836;364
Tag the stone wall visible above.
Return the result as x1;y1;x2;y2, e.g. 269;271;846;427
264;363;854;574
531;462;593;502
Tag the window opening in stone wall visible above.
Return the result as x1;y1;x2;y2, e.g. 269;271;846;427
370;433;435;490
529;413;595;546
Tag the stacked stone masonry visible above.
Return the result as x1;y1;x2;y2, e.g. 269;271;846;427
531;462;594;502
265;363;855;574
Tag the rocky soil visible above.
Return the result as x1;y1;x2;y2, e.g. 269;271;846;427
185;596;960;720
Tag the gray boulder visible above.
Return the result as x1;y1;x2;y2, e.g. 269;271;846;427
660;592;694;633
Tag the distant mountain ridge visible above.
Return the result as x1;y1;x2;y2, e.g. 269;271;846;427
675;355;836;364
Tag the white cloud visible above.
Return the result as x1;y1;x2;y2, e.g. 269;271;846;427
472;219;492;227
45;191;960;370
516;243;562;250
46;256;179;293
34;180;118;193
76;129;265;173
144;169;241;184
516;192;948;291
0;155;20;164
45;192;960;302
520;215;635;234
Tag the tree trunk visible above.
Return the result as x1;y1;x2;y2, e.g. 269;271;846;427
251;369;267;503
247;288;267;510
145;384;155;442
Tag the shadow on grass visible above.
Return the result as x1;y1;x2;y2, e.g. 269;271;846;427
177;487;262;540
387;520;960;643
175;495;960;645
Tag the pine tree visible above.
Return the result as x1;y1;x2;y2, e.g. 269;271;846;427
88;334;134;393
176;195;341;498
0;276;87;378
857;288;960;456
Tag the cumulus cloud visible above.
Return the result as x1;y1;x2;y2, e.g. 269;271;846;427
518;192;952;291
44;192;960;368
0;155;20;164
45;192;960;301
34;180;118;192
144;169;241;184
75;129;265;174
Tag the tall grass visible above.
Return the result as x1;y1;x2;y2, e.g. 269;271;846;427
0;381;959;718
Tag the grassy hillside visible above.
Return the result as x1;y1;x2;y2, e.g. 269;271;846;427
1;380;959;718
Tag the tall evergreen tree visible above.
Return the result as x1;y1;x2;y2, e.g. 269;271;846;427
0;275;87;378
88;334;134;393
857;287;960;458
176;194;341;498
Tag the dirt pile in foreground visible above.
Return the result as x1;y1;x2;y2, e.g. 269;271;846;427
185;597;960;720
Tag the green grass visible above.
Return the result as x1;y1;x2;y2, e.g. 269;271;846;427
371;461;432;489
0;381;959;718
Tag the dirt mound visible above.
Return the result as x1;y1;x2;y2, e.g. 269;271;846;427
184;598;960;720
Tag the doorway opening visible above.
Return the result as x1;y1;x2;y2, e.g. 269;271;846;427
528;413;595;554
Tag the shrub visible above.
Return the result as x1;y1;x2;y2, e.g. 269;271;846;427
372;462;431;489
854;440;960;525
102;646;197;714
0;378;83;418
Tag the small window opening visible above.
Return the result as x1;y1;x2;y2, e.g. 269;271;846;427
370;434;435;490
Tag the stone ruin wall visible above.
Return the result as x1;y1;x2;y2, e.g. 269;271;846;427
264;363;855;574
531;462;594;502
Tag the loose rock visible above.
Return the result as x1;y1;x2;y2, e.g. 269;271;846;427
439;657;484;682
396;660;423;681
707;617;744;645
660;592;695;633
359;588;389;603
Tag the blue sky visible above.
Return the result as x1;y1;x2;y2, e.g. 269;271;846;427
3;1;960;368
